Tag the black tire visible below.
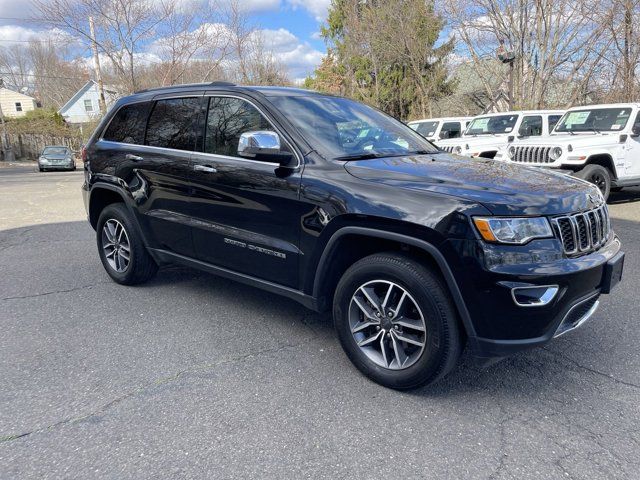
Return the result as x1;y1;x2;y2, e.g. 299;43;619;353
576;164;611;200
333;252;462;390
96;203;158;285
39;168;44;172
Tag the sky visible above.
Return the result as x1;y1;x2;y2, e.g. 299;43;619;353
0;0;331;83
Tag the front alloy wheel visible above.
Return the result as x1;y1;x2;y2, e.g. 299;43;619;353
334;252;462;390
349;280;426;370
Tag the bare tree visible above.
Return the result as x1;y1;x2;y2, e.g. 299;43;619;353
34;0;172;93
444;0;613;109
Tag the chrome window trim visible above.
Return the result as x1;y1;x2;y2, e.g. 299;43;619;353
98;93;302;169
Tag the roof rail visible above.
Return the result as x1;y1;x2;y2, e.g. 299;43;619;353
134;81;237;94
209;81;236;87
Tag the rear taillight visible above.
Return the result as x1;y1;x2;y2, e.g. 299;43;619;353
81;146;87;162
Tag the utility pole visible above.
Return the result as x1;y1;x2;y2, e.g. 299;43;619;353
89;16;107;115
0;79;15;162
497;41;516;110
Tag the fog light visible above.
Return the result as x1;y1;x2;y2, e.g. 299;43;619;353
511;285;559;307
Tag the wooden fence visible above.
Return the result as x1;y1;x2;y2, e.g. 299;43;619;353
7;133;83;160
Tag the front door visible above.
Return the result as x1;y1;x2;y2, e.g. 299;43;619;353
624;111;640;177
188;95;304;288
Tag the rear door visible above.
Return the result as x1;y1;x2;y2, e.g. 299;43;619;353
96;94;202;256
188;94;304;288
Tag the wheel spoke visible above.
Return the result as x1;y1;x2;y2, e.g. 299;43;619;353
353;295;378;320
392;316;425;332
393;331;425;347
357;330;383;347
119;249;130;261
105;221;117;242
380;334;390;367
105;248;116;259
390;291;407;318
390;331;408;368
360;286;383;314
381;283;394;309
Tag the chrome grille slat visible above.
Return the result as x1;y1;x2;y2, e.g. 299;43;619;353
553;205;610;256
511;146;552;164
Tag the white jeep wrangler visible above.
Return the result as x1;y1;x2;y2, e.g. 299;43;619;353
437;110;564;159
496;103;640;199
407;117;472;142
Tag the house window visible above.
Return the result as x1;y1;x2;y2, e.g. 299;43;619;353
84;99;93;112
15;102;22;112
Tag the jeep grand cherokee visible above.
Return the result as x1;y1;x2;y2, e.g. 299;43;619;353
82;82;624;389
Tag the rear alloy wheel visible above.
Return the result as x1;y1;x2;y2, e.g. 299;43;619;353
97;203;158;285
576;164;611;200
334;252;462;389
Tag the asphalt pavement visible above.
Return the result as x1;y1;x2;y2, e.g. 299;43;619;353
1;163;639;479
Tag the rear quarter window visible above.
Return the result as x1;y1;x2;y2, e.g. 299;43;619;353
102;102;151;144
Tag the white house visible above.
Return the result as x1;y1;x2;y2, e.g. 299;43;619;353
58;80;119;124
0;87;38;118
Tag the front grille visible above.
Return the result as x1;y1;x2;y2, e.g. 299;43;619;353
553;205;610;255
441;146;455;153
511;146;552;164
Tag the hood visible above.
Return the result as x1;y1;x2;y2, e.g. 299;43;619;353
344;153;602;216
513;132;621;147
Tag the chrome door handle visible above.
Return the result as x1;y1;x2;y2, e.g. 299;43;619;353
125;154;143;161
193;164;217;173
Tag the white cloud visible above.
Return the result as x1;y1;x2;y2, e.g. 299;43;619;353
258;28;324;78
286;0;330;22
0;25;77;45
216;0;280;13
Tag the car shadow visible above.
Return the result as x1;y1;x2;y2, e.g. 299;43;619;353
608;186;640;205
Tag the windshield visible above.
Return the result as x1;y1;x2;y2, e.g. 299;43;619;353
554;108;632;132
268;95;438;160
43;147;69;155
465;115;519;135
410;121;439;137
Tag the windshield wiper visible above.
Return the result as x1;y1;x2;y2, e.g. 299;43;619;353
333;152;385;161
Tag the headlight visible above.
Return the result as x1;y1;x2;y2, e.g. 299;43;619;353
507;146;516;158
454;146;462;154
473;217;553;244
549;146;563;160
39;157;49;164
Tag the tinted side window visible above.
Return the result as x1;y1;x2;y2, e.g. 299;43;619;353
205;97;273;157
103;102;151;144
440;122;462;139
145;97;201;151
518;115;543;136
548;115;562;132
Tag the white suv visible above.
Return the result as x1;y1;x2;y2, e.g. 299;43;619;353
498;103;640;199
437;110;564;159
408;117;472;142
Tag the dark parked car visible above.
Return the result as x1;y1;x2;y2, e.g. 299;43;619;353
38;146;76;171
82;82;624;389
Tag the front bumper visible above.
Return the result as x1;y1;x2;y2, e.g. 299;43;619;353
447;236;623;361
40;162;74;170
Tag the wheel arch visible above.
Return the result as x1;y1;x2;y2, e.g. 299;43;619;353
88;184;134;229
585;153;617;179
312;227;477;339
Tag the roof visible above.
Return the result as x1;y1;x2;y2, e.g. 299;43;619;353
58;80;118;115
0;86;36;101
565;103;640;111
473;109;565;117
408;116;473;123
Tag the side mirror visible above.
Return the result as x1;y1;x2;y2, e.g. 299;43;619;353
238;130;295;167
631;125;640;137
439;130;450;139
507;135;515;142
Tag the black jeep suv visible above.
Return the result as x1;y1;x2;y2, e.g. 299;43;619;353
82;83;624;389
